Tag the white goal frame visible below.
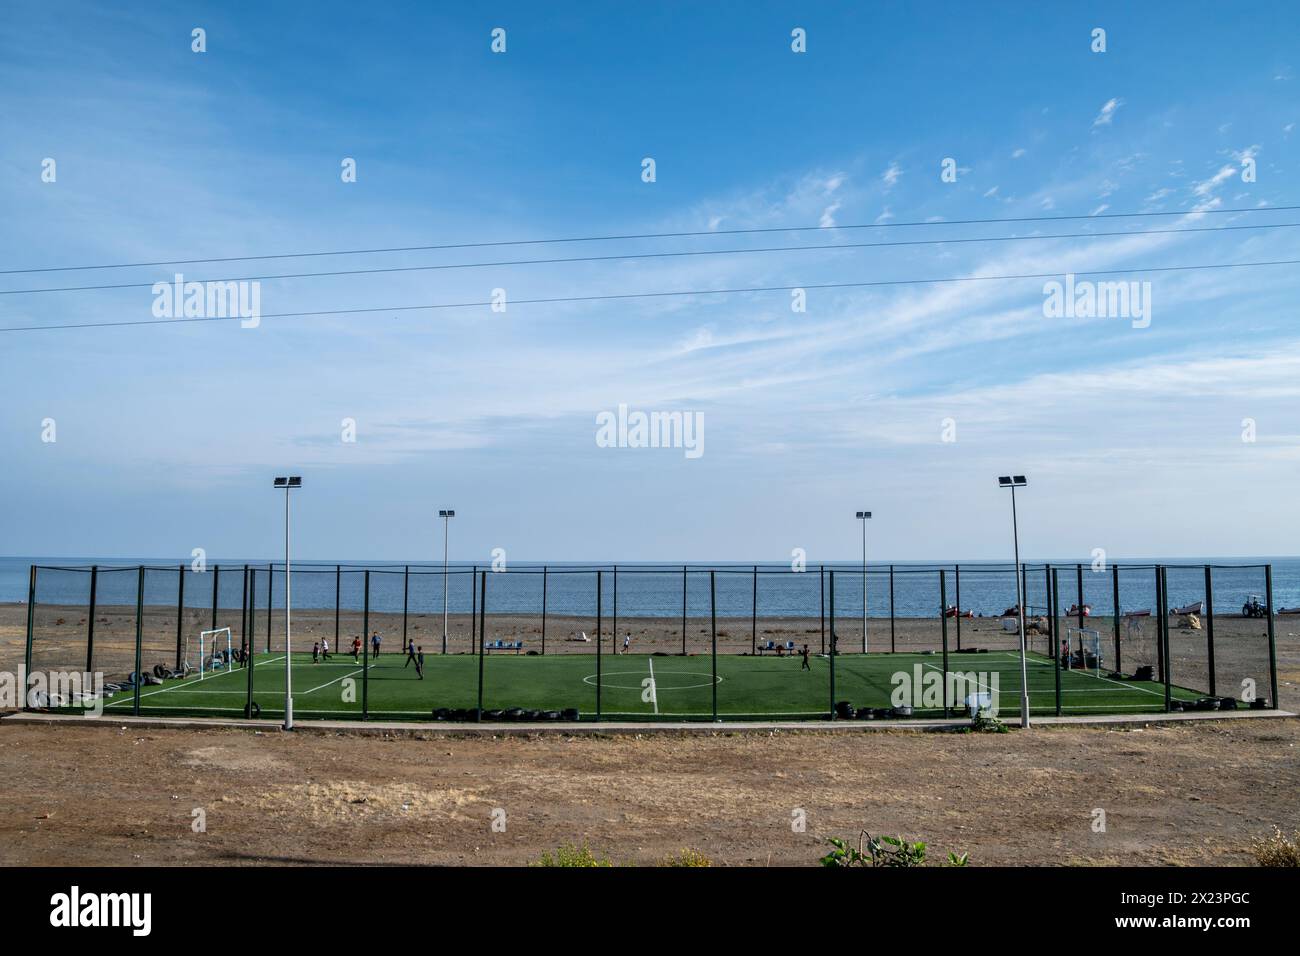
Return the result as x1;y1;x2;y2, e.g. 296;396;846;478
1065;626;1102;676
195;627;234;680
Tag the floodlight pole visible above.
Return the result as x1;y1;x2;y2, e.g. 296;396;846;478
1006;480;1031;728
283;482;293;730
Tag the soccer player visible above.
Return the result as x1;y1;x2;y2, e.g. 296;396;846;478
622;634;631;654
404;640;418;668
371;631;382;658
415;646;425;680
800;644;811;671
312;641;320;664
352;636;362;662
320;637;330;660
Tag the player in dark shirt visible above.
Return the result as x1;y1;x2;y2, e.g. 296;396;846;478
800;644;811;671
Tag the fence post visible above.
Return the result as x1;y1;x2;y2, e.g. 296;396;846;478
595;570;602;721
828;570;836;718
1112;564;1121;675
402;565;409;652
266;563;273;652
86;565;98;673
940;569;949;717
245;567;255;718
1265;564;1279;709
751;565;757;655
211;564;220;631
362;570;370;720
476;570;487;721
711;570;718;721
889;564;895;653
471;565;478;654
23;566;36;710
1075;564;1084;632
1204;565;1216;696
954;564;962;652
681;565;687;656
239;564;249;659
819;565;826;656
334;564;341;650
1160;566;1172;712
175;563;186;670
1042;565;1052;658
133;566;144;716
541;566;548;656
1154;566;1164;685
612;564;618;656
1053;567;1062;716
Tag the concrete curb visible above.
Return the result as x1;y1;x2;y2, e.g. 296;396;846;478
2;707;1293;737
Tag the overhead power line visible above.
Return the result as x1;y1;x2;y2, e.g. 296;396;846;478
1;202;1294;277
3;220;1298;297
4;256;1296;334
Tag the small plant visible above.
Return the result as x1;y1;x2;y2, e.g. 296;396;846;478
970;713;1008;733
821;830;968;867
533;842;612;867
660;848;711;867
1252;827;1300;867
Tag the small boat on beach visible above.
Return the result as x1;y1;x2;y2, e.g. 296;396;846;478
944;605;974;618
1066;603;1092;617
1172;600;1204;616
1122;608;1152;618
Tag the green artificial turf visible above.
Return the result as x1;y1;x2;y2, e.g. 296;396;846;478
85;648;1205;722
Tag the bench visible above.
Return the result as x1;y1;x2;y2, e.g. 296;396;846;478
756;640;798;656
483;640;524;654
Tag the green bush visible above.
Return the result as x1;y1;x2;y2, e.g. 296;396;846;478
821;830;969;867
533;842;612;867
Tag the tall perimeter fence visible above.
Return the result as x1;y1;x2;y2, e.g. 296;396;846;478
21;562;1282;723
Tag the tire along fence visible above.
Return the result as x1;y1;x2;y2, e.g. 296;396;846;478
21;562;1283;723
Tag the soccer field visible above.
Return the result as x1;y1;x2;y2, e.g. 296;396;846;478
93;648;1206;721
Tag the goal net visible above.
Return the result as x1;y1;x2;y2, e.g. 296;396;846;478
1064;627;1102;676
185;627;234;679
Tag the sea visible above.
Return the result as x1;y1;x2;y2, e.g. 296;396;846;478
3;556;1298;619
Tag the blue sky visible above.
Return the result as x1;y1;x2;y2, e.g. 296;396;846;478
1;1;1298;563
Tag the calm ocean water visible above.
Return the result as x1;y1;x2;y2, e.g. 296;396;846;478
4;556;1298;619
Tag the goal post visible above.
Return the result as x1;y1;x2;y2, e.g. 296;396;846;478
191;627;234;679
1065;626;1102;676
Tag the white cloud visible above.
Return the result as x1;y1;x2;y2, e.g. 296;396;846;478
1011;148;1026;159
1092;97;1123;128
881;162;902;189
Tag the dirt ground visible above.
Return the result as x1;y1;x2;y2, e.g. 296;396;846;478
0;718;1296;866
2;602;1299;866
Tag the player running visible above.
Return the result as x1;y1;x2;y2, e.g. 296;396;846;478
352;636;362;662
371;631;382;658
404;640;418;668
414;646;425;680
312;641;320;664
800;644;811;671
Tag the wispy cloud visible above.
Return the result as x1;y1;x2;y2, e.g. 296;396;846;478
1092;97;1123;128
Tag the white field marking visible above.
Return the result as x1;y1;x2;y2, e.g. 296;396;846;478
647;657;659;715
302;664;369;695
920;658;1194;704
980;653;1185;701
998;652;1173;699
105;655;285;705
